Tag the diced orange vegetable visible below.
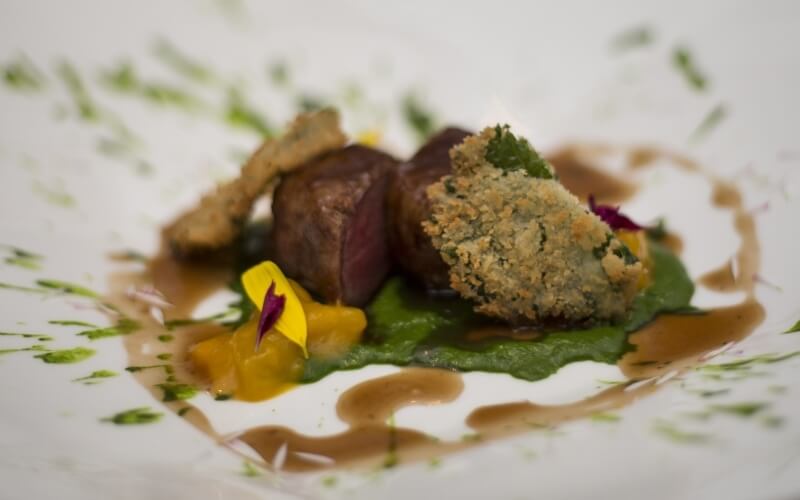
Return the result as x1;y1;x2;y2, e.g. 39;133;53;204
190;280;367;402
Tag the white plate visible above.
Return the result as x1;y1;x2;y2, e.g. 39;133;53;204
1;1;799;499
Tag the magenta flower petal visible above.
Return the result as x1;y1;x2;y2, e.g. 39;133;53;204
588;195;645;231
255;282;286;350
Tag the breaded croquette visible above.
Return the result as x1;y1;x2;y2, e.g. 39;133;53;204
423;125;642;324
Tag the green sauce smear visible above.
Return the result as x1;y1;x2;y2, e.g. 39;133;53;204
302;242;693;383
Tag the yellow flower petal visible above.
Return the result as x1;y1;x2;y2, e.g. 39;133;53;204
242;261;308;357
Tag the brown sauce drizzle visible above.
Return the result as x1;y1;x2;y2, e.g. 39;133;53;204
239;369;464;472
547;147;637;203
107;143;764;473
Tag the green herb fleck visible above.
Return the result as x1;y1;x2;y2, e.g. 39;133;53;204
156;353;172;361
0;344;48;356
32;181;77;208
125;364;170;373
672;47;707;91
153;40;215;83
761;415;784;428
102;407;163;425
485;125;554;179
224;88;273;137
428;457;442;469
35;347;95;364
700;351;800;373
321;475;338;487
460;433;483;443
164;310;237;330
653;420;711;444
78;318;139;340
36;279;99;298
268;61;289;86
214;394;232;401
156;383;197;402
0;282;48;294
2;246;43;270
590;412;621;423
709;402;769;418
177;407;192;417
611;26;654;52
692;389;730;398
157;334;174;343
73;369;118;383
768;385;787;395
2;55;46;90
689;103;726;143
56;61;99;121
402;92;437;143
0;331;52;342
49;320;99;328
784;319;800;334
242;461;261;477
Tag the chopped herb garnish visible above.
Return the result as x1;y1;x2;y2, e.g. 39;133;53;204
49;320;99;328
153;40;215;83
672;47;707;91
700;351;800;372
485;125;554;179
689;103;726;143
2;246;43;270
268;61;289;86
590;412;621;423
242;461;262;477
402;92;437;143
77;318;139;340
611;26;654;52
56;61;99;121
156;353;172;361
783;319;800;334
156;383;198;402
2;55;46;90
214;393;232;401
163;309;237;330
36;279;99;299
0;344;47;356
653;420;711;444
0;331;52;342
157;334;174;343
35;347;95;364
321;475;338;487
177;407;192;417
125;364;170;373
32;181;77;208
73;369;118;383
0;281;48;294
709;402;769;418
223;87;273;137
102;407;163;425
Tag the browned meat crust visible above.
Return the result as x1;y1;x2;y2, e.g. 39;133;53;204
271;145;399;306
167;109;347;256
387;127;471;289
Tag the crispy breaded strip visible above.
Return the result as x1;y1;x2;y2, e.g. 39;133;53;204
168;109;347;256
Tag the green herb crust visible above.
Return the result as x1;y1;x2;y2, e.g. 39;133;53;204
302;241;693;382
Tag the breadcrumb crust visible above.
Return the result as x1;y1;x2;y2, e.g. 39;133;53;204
423;127;642;324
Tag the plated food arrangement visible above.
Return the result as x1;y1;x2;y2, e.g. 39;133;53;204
107;108;763;471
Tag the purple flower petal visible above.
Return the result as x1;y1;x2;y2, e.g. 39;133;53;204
588;195;645;231
255;282;286;350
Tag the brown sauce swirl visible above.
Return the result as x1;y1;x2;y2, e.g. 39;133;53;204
108;143;764;473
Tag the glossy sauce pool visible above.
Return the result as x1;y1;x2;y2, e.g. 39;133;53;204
107;144;763;472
